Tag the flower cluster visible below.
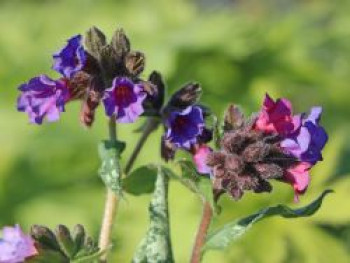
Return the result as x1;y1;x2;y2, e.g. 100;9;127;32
17;28;159;126
160;83;213;173
0;225;37;263
206;94;327;201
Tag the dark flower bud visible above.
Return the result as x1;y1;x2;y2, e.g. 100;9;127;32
161;136;176;161
254;163;283;179
125;51;145;77
56;225;75;258
82;52;101;75
224;153;244;173
85;26;106;59
241;141;270;163
100;45;119;78
168;82;201;108
30;225;60;251
111;28;130;59
206;151;226;167
224;104;244;131
72;224;85;254
146;71;165;112
68;71;91;100
80;76;104;127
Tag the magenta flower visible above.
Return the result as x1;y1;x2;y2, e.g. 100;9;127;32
17;75;69;124
53;35;86;78
255;94;301;136
192;144;212;174
283;162;311;202
0;225;37;263
103;77;146;123
281;107;328;165
165;106;205;149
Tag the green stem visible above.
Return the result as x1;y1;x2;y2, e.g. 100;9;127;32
98;118;118;263
124;117;160;175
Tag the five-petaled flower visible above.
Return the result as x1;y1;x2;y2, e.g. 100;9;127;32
165;106;205;149
52;35;86;79
103;77;146;123
17;75;69;124
281;107;328;165
0;225;37;263
255;93;301;136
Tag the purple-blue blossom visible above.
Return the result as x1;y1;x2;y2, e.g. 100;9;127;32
102;77;146;123
0;225;37;263
165;106;205;149
52;35;86;78
17;75;69;124
281;107;328;165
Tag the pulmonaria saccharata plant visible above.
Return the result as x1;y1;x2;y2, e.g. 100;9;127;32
206;94;328;201
12;25;332;263
17;27;159;127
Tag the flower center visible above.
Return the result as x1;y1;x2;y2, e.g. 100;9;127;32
114;85;136;107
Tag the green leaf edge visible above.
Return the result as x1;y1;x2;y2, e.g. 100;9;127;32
203;189;334;252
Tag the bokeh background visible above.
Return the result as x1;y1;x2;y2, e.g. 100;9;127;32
1;0;350;262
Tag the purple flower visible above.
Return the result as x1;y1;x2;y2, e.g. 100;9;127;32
103;77;146;123
165;106;205;149
17;75;69;124
255;94;301;136
281;107;328;165
0;225;37;263
53;35;86;78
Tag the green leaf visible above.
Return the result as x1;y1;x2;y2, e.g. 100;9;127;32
132;166;174;263
203;190;333;252
98;140;125;195
122;165;158;195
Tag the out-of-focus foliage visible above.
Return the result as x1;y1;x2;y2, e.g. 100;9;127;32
0;0;349;262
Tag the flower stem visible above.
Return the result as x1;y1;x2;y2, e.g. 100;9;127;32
124;117;160;175
190;201;213;263
99;118;118;262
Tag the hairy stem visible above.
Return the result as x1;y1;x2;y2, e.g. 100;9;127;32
99;118;118;262
124;117;160;175
190;201;213;263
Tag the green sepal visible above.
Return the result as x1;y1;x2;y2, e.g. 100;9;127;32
56;225;75;259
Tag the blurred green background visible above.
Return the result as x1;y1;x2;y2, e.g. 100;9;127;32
1;0;350;262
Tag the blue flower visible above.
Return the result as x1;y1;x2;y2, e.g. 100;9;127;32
53;35;86;78
165;106;205;149
281;107;328;165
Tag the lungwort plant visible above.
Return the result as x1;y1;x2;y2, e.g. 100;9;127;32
1;26;332;263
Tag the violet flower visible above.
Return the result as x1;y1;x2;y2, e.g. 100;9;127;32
53;35;86;78
0;225;37;263
281;107;328;165
165;106;205;149
255;94;301;136
103;77;146;123
17;75;69;124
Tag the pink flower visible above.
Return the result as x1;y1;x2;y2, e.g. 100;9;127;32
192;144;212;174
284;162;311;202
255;94;301;136
0;225;37;263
